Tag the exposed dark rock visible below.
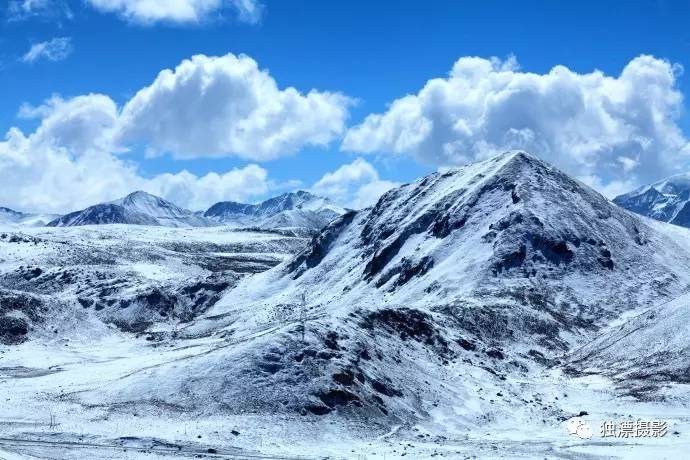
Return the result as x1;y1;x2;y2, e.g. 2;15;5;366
333;370;355;386
287;211;356;278
486;348;505;360
305;404;332;415
0;316;29;344
317;389;359;407
457;338;477;351
371;379;402;397
375;256;434;288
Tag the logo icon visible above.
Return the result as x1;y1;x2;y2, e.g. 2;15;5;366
565;417;593;439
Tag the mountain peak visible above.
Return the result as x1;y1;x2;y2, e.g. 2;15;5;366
116;190;166;205
0;206;24;217
438;150;547;182
124;190;156;199
204;190;346;230
214;149;688;368
615;173;690;227
290;190;315;198
48;190;213;228
495;149;538;162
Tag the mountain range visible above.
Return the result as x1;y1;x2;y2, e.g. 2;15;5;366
614;173;690;227
204;190;346;229
218;151;688;316
3;150;690;457
43;190;346;230
47;191;213;228
112;151;690;424
0;206;59;227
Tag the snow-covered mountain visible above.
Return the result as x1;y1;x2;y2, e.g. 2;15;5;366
0;224;309;343
564;218;690;392
567;291;690;387
0;206;59;227
91;151;690;429
614;173;690;227
204;191;346;230
216;151;690;321
48;191;214;227
0;206;24;223
4;151;690;458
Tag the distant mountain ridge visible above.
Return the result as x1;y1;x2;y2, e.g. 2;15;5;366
0;206;60;227
48;191;214;228
44;190;345;230
614;173;690;227
0;207;24;222
204;190;346;230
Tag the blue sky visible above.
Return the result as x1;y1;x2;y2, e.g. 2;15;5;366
1;0;690;212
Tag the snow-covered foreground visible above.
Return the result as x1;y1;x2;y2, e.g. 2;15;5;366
1;334;689;459
3;153;690;459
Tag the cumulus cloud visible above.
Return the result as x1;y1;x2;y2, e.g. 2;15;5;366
311;158;399;209
18;94;118;154
85;0;263;24
115;53;352;161
343;55;690;194
0;102;271;213
144;164;270;211
22;37;73;63
0;51;354;212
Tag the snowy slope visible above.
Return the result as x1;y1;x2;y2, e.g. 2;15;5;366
48;191;214;227
211;151;690;328
567;291;690;385
565;218;690;388
0;224;308;343
75;151;690;430
204;190;346;230
614;173;690;227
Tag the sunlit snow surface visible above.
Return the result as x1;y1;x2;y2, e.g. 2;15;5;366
2;153;690;459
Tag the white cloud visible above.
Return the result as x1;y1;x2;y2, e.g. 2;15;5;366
0;127;143;213
6;0;72;22
578;175;637;200
85;0;263;24
18;94;119;155
343;55;690;192
311;158;399;209
0;51;354;213
115;53;352;161
0;111;271;213
22;37;73;63
231;0;262;24
145;164;269;211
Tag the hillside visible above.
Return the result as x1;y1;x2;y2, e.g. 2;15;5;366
48;191;214;227
72;151;690;429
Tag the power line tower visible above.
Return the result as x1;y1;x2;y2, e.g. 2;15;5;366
299;292;306;343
